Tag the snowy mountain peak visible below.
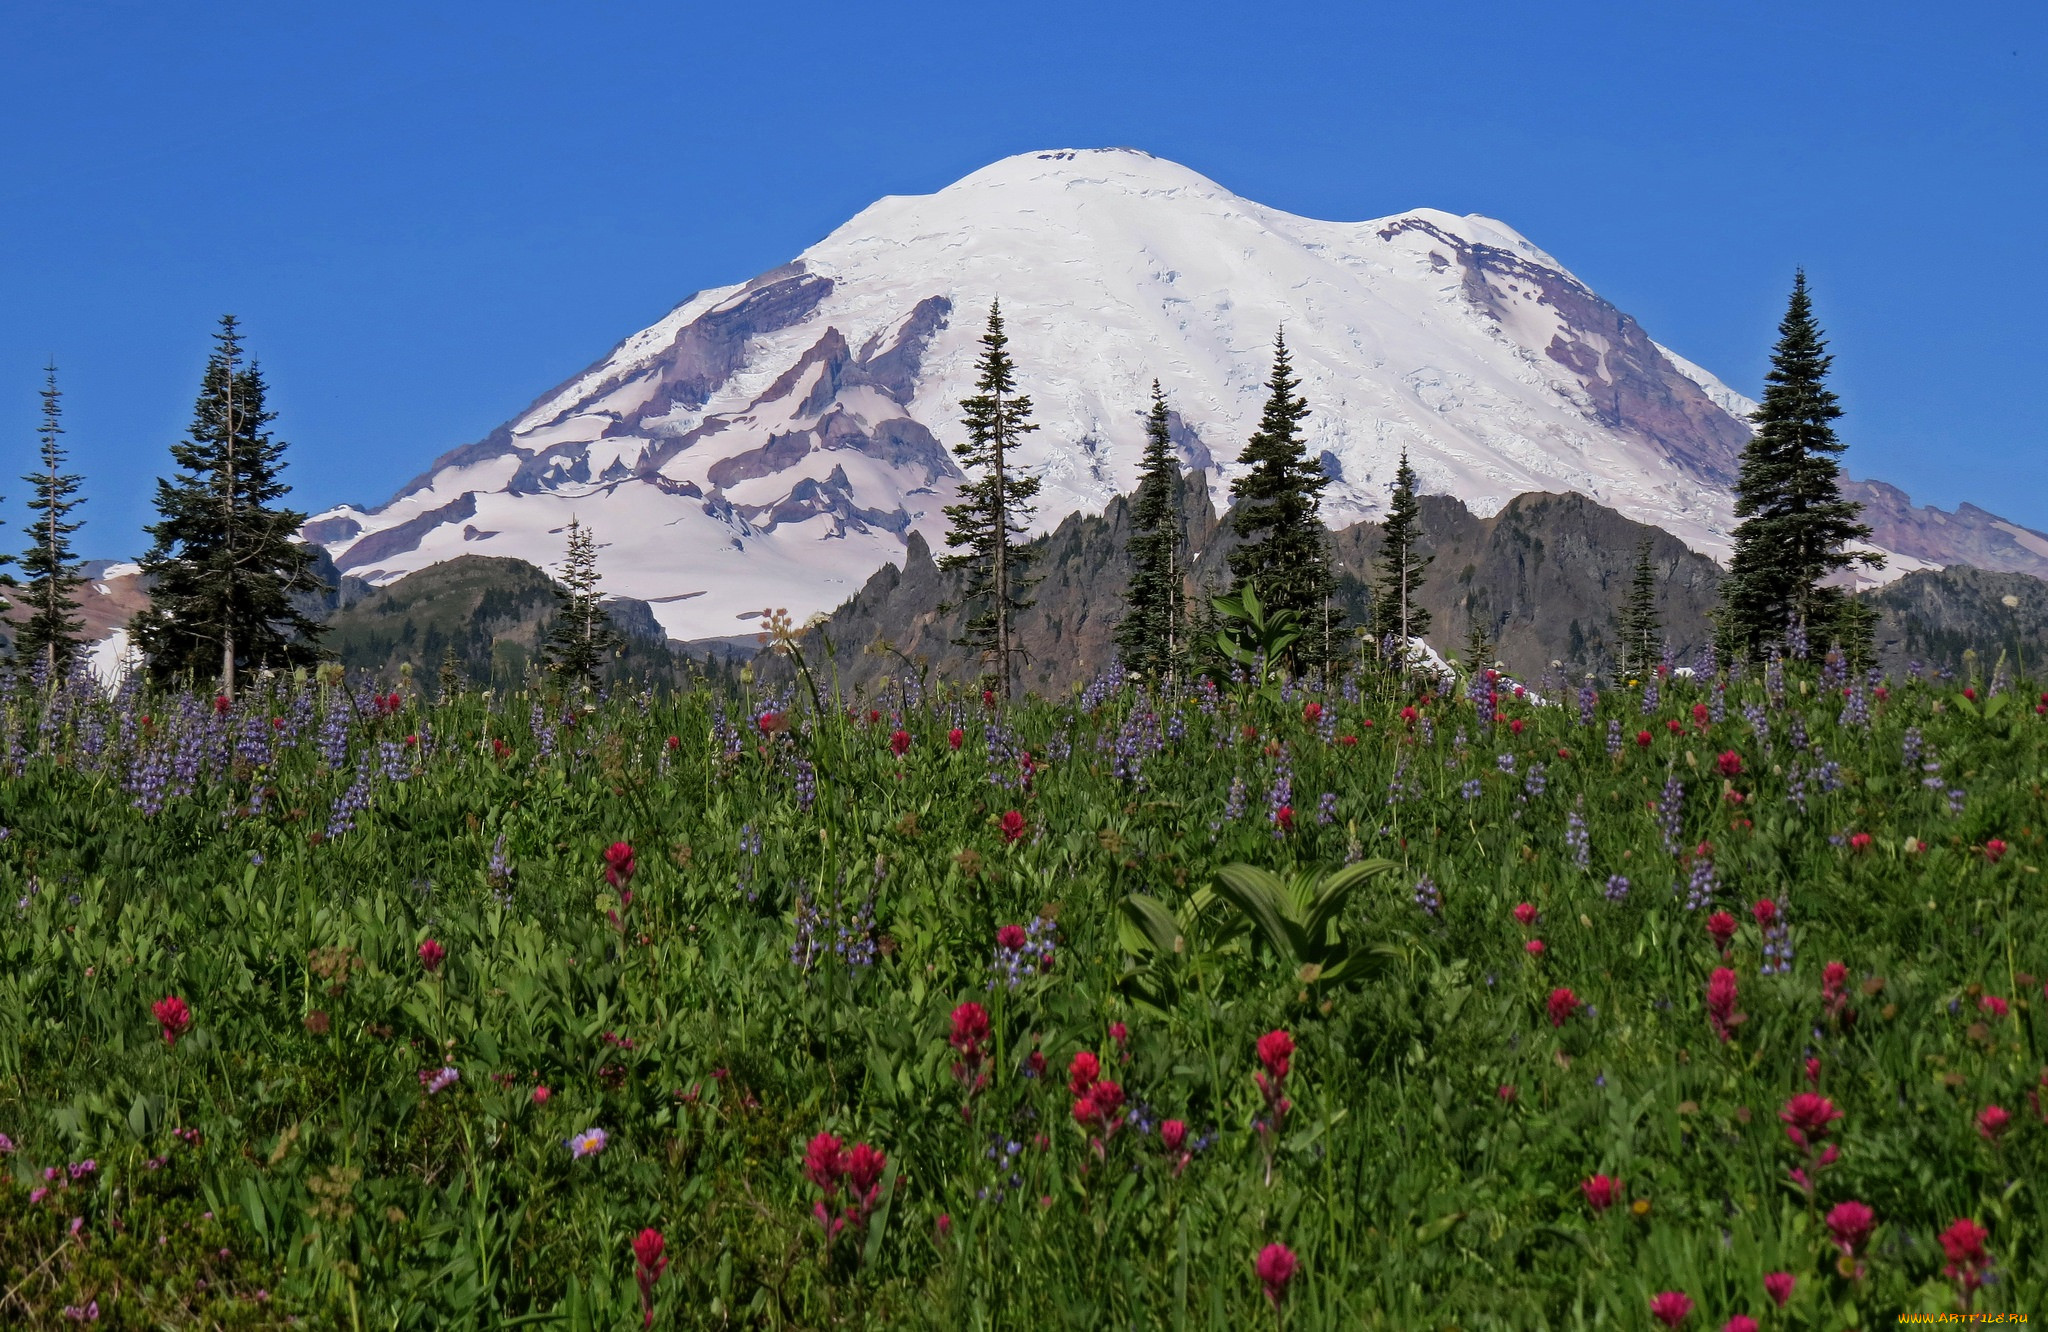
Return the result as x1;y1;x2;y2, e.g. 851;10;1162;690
305;148;2042;644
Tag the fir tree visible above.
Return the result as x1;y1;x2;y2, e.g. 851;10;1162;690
1616;538;1662;683
1718;273;1879;657
133;317;324;693
1228;333;1335;647
1114;381;1186;678
1373;451;1432;659
541;517;620;686
437;642;466;700
16;365;87;678
940;302;1041;697
1461;604;1496;676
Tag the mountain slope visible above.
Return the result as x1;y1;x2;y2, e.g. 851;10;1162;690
307;148;2048;643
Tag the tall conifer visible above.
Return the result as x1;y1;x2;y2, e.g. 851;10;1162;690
1616;538;1662;683
1228;334;1330;621
1373;451;1432;654
940;302;1041;697
16;366;87;677
1718;274;1879;656
1115;382;1185;678
133;317;324;692
541;516;620;686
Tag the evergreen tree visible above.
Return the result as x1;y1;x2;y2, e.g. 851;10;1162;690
16;365;88;677
437;641;466;700
1718;273;1879;657
541;517;620;686
1373;451;1432;658
1461;604;1495;676
1228;333;1335;646
133;317;325;693
1616;538;1662;683
1114;382;1186;678
940;302;1041;697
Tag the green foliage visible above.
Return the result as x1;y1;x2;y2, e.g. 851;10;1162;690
1209;580;1300;697
132;316;325;692
0;648;2042;1325
1210;859;1400;986
940;302;1042;697
1720;273;1880;658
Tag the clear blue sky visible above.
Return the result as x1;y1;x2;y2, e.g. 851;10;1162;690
3;0;2042;558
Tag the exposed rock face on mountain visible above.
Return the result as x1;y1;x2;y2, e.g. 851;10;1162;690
1862;566;2048;676
304;147;2048;647
783;480;1727;695
1844;480;2048;583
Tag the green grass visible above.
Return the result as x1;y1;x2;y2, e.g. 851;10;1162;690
0;656;2039;1328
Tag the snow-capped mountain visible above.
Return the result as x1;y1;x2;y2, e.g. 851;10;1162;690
304;148;2045;642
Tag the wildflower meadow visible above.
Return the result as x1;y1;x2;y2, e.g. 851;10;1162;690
0;645;2043;1327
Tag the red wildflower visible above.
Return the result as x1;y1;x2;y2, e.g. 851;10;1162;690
1706;911;1737;950
890;729;912;757
844;1142;887;1204
1509;718;1525;736
632;1229;668;1328
935;1212;953;1239
1497;1083;1517;1102
1160;1119;1187;1152
532;1085;551;1104
1706;967;1744;1042
1274;804;1294;832
1547;987;1578;1027
948;727;964;750
665;735;679;751
1717;750;1742;777
948;1002;990;1056
1692;702;1711;728
756;711;783;734
1722;1318;1758;1332
1400;705;1418;726
214;695;231;714
1779;1092;1843;1146
1068;1051;1100;1097
1302;702;1322;725
1825;1199;1875;1256
1636;729;1653;748
418;939;446;973
1762;1273;1794;1308
152;995;192;1046
1806;1057;1821;1086
1665;718;1684;735
1072;1078;1125;1131
1513;902;1538;928
1649;1291;1694;1328
804;1132;845;1193
1752;899;1777;927
1848;831;1871;852
866;709;882;724
1524;938;1545;956
1939;1217;1991;1300
1964;686;1978;701
999;810;1026;844
982;689;995;709
1108;1021;1128;1048
1338;733;1358;746
1981;994;2010;1019
1257;1030;1294;1081
1985;838;2008;864
1255;1243;1298;1309
1977;1105;2010;1141
603;842;636;888
995;924;1027;951
1581;1174;1619;1211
